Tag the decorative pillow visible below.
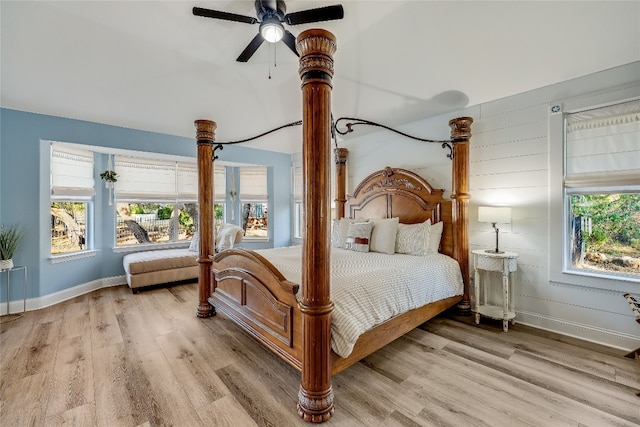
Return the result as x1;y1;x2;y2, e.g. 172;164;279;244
428;221;444;253
344;222;373;253
188;232;199;252
395;219;430;256
216;224;244;252
369;217;400;255
332;218;365;248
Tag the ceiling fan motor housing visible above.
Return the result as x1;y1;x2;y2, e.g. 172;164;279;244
255;1;286;21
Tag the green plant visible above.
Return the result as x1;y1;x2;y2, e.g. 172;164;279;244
100;170;118;182
0;224;26;260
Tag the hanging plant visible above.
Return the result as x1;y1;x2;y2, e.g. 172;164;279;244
100;170;118;183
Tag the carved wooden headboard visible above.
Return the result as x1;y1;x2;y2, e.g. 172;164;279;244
346;167;454;258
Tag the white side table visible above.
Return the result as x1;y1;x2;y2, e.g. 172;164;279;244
1;265;27;315
472;249;518;332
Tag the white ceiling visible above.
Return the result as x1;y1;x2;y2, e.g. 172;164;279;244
2;1;639;154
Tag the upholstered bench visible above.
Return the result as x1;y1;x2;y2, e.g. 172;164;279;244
123;248;198;293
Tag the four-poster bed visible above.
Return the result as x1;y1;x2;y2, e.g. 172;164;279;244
193;29;473;423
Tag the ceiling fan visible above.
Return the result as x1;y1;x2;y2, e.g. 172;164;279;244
193;1;344;62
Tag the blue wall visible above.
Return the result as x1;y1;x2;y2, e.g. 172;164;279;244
0;108;292;302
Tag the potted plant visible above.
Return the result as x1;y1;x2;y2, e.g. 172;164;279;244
0;224;26;270
100;170;118;188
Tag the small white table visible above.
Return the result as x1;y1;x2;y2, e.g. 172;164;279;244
472;249;518;332
1;265;27;315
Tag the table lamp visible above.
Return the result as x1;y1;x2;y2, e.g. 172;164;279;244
478;206;511;254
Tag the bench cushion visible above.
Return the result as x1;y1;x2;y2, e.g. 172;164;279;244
123;248;197;275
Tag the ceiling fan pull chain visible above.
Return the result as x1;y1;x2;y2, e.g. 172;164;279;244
268;42;272;79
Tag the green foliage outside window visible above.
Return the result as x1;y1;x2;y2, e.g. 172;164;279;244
571;194;640;255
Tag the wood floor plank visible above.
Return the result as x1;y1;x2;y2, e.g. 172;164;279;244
58;300;91;342
198;395;259;427
92;343;138;427
155;329;228;409
115;309;160;357
335;360;426;418
0;310;36;350
44;403;97;427
215;362;305;427
0;371;50;426
135;349;205;426
89;289;123;350
45;334;94;418
1;319;62;397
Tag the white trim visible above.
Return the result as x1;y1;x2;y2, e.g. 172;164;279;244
0;275;126;316
516;310;640;351
49;249;98;264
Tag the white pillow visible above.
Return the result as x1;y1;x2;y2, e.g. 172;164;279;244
344;222;373;253
216;224;244;252
395;219;430;256
369;217;399;255
332;218;365;248
428;221;444;253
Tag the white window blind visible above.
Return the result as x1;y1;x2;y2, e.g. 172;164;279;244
177;162;198;200
240;166;268;199
115;156;197;200
51;143;95;197
565;99;640;194
214;166;226;201
293;166;303;199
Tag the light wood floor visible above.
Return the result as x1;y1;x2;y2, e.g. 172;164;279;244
1;282;638;426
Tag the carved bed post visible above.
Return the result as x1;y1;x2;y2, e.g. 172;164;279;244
194;119;216;318
449;116;473;315
296;29;337;423
334;148;348;220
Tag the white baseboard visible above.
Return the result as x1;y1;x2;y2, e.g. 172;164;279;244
516;310;640;351
0;275;127;316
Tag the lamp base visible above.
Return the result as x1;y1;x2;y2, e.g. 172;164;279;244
485;249;505;254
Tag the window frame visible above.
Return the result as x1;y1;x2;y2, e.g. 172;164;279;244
549;85;640;288
113;157;200;250
238;166;270;242
49;142;96;260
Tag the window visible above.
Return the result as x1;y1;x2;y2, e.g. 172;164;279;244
293;166;304;239
239;166;268;239
214;166;226;230
50;144;95;255
561;99;640;281
114;157;198;247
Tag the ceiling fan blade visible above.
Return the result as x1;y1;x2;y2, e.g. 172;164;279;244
192;7;258;24
237;33;265;62
284;4;344;25
282;30;299;57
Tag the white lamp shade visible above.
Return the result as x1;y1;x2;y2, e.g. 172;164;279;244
478;206;511;224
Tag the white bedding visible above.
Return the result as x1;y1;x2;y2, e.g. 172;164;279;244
254;246;464;358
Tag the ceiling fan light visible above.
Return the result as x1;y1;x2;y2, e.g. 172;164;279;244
260;20;284;43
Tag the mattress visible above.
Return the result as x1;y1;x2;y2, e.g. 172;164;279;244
255;246;464;358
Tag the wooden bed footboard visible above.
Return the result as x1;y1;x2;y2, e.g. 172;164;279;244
211;248;304;371
212;247;462;378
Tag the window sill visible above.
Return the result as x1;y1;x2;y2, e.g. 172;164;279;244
243;238;270;243
49;250;98;264
112;242;191;254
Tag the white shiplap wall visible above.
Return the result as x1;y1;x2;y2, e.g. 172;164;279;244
340;61;640;351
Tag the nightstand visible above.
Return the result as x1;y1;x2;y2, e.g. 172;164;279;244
472;249;518;332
